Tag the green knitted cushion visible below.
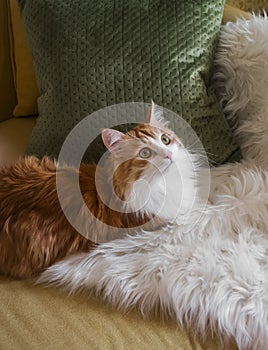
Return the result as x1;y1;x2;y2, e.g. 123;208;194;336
19;0;240;164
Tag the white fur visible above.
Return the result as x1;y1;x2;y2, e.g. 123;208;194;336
129;132;199;222
38;16;268;350
214;13;268;166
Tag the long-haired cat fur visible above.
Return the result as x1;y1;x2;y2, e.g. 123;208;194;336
0;102;196;279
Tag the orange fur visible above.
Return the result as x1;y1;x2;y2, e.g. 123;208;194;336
0;154;150;279
0;122;175;279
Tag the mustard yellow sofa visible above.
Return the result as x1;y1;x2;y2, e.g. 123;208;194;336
0;1;251;349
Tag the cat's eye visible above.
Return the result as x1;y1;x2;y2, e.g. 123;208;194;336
161;134;171;145
139;147;152;159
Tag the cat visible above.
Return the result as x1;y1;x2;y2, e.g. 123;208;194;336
0;102;198;279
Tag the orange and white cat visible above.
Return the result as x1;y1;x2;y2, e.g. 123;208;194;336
0;102;197;278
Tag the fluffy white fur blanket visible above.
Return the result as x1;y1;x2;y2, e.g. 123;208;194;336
38;15;268;350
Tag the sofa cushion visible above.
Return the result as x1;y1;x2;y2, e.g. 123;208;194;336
19;0;240;164
0;117;36;161
7;0;39;117
0;0;17;122
0;276;238;350
226;0;268;12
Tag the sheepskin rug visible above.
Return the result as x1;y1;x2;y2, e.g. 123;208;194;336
38;15;268;350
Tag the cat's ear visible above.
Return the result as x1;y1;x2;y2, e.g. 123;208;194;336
101;128;125;151
146;100;165;125
145;100;155;123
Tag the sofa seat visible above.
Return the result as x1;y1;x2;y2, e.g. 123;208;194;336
0;275;236;350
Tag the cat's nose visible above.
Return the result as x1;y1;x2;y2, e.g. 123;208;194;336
164;150;173;160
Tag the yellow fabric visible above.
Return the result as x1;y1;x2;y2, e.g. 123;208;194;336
226;0;268;12
0;0;17;122
0;117;36;161
222;4;251;24
0;276;238;350
8;0;39;117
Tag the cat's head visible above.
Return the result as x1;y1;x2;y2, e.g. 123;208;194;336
101;102;198;223
101;102;181;175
